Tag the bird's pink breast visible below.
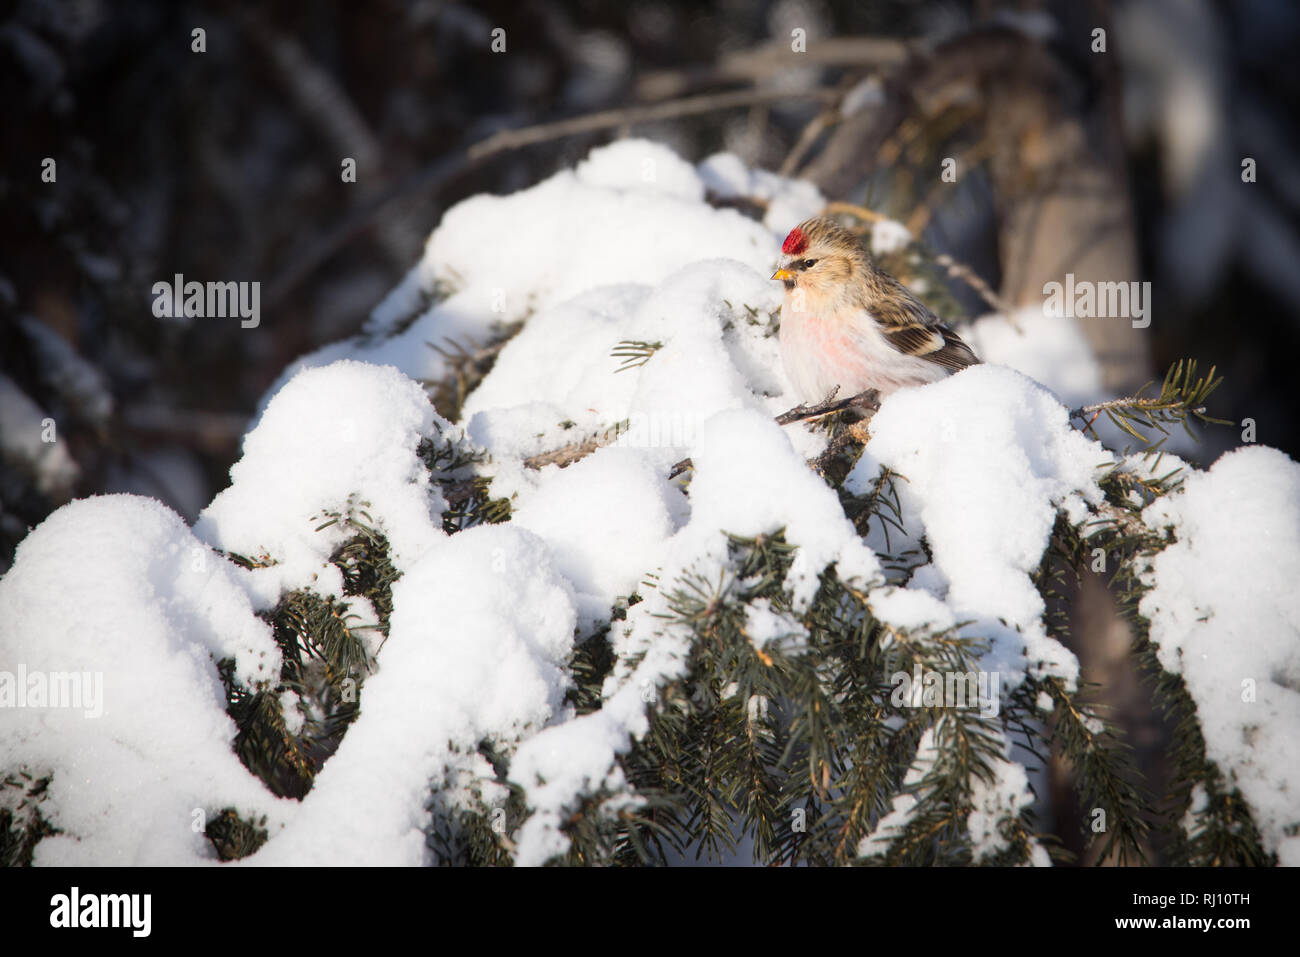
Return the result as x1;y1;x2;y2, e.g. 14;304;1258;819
779;304;945;402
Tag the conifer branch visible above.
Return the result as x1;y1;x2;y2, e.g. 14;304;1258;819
1039;676;1153;865
1070;359;1228;446
611;340;663;372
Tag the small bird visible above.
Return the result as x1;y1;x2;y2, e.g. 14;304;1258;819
772;217;978;405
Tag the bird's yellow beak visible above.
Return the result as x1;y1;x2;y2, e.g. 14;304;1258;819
772;268;794;281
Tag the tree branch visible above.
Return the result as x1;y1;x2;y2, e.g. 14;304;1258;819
775;388;880;425
466;87;843;162
636;36;913;101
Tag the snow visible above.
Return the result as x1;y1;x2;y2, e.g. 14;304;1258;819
575;138;704;201
852;364;1112;689
964;307;1106;411
0;496;286;864
510;449;680;630
870;218;913;256
869;584;957;632
460;285;649;457
0;373;79;496
859;725;1051;866
3;137;1297;867
508;701;639;866
248;524;577;865
508;407;883;864
18;316;114;426
195;360;448;607
744;598;809;652
967;758;1038;863
1138;445;1300;864
685;409;881;611
270;139;796;413
858;727;936;857
696;150;827;233
840;76;885;117
460;261;788;463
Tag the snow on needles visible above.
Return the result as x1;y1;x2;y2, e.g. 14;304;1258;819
0;496;287;864
3;138;1299;866
251;525;577;865
508;409;881;864
854;364;1111;689
1138;446;1300;864
195;360;447;607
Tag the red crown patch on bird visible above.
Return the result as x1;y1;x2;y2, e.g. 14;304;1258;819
782;227;808;256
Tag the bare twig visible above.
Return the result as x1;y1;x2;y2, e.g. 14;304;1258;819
824;201;888;224
931;251;1012;318
781;109;838;176
780;73;865;177
775;387;881;425
467;87;843;162
524;433;614;470
1070;396;1201;420
636;36;913;101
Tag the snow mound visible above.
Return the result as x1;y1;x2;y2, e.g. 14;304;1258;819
853;364;1111;688
0;496;286;864
1139;445;1300;864
250;524;577;865
196;360;448;607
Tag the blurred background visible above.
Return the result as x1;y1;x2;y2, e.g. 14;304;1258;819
3;0;1299;863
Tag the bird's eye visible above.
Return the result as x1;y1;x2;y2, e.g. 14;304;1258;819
801;259;817;269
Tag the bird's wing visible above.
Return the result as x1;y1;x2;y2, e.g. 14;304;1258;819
868;273;979;371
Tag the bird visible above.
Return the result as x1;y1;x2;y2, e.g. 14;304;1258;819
771;217;978;406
